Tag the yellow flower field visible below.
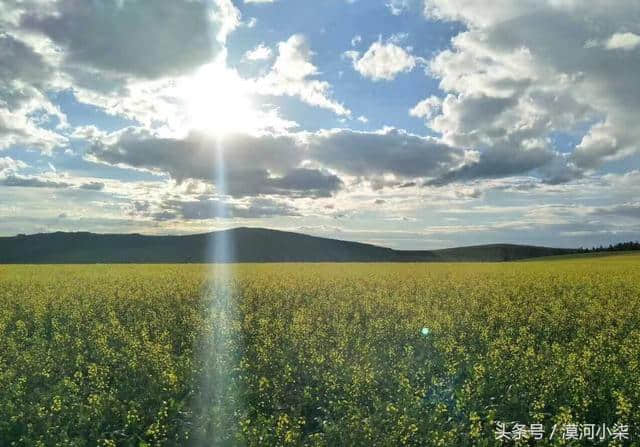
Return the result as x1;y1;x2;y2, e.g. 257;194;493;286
1;254;639;446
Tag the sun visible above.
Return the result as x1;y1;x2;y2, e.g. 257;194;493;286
179;57;258;137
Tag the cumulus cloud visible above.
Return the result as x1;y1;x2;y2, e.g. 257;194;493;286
253;34;350;116
86;128;342;198
0;174;71;188
0;156;27;175
214;0;241;44
88;128;301;179
0;107;67;152
152;197;299;221
426;142;580;186
605;32;640;51
418;0;640;182
21;0;221;79
0;33;66;152
87;126;474;197
410;95;442;120
0;0;239;151
244;43;273;61
79;181;105;191
265;168;343;197
309;127;466;179
0;33;51;95
0;169;112;192
346;40;417;81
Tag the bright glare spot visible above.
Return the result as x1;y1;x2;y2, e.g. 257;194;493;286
421;327;430;336
180;56;259;136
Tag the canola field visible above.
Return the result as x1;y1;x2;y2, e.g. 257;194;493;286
1;254;639;446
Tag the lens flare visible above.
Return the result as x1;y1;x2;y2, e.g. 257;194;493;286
192;137;240;446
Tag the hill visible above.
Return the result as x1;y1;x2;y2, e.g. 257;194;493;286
0;227;577;263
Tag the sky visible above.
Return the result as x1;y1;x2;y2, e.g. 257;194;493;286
0;0;639;249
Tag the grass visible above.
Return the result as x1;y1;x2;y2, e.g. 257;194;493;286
1;254;639;446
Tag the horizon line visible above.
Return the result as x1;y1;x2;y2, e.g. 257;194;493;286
0;226;588;252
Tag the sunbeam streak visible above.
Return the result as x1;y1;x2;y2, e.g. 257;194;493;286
192;137;241;446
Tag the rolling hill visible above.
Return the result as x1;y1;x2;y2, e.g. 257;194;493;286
0;227;578;263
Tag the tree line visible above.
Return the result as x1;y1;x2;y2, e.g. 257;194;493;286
579;241;640;253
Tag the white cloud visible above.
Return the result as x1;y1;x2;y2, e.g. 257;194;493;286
272;35;318;80
351;35;362;47
387;0;411;15
21;0;223;79
87;126;471;199
214;0;242;44
347;40;416;81
0;0;244;154
388;33;410;45
244;0;276;3
0;33;67;152
244;43;273;61
0;107;67;153
253;34;351;116
0;156;27;175
410;95;442;119
419;0;640;176
584;32;640;51
308;127;467;179
605;32;640;50
87;128;345;199
424;0;540;27
357;116;369;123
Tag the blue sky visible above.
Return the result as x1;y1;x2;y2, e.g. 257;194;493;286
1;0;639;248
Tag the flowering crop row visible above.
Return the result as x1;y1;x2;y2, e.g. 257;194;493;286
0;255;639;445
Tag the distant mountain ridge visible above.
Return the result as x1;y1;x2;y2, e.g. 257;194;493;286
0;227;578;263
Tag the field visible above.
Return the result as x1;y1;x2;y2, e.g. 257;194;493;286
1;255;639;446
